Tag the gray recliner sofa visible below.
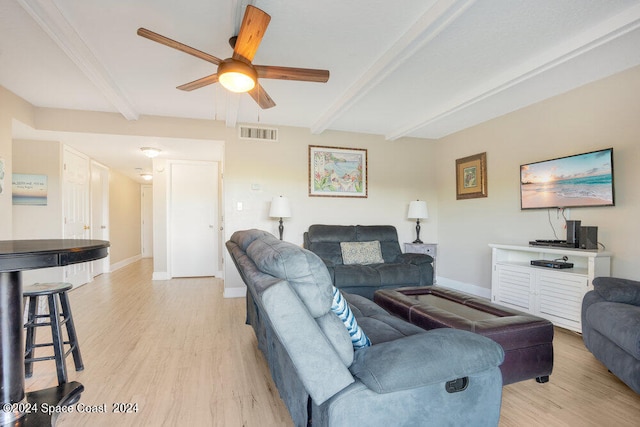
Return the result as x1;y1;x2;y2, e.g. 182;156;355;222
303;224;434;299
582;276;640;393
227;229;504;427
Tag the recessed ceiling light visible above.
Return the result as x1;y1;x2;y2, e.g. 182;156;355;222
140;147;161;158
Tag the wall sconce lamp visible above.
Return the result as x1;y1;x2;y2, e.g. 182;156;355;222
269;196;292;240
140;147;162;158
407;200;428;244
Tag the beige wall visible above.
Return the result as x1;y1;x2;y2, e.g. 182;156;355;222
0;87;36;239
223;127;437;293
435;65;640;294
12;139;63;239
109;169;142;265
20;105;439;292
11;138;65;285
1;64;638;296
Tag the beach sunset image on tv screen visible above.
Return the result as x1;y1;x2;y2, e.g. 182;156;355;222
520;148;614;209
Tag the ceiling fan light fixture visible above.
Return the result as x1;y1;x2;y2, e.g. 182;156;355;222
218;60;257;93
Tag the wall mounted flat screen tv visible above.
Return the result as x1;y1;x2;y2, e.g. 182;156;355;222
520;148;614;209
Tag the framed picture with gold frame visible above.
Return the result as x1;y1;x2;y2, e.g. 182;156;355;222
456;152;487;200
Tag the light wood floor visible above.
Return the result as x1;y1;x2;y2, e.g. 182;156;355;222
25;259;640;426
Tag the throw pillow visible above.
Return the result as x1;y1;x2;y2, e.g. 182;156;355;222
331;286;371;350
340;241;384;265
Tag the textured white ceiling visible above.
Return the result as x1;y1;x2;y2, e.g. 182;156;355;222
2;0;640;181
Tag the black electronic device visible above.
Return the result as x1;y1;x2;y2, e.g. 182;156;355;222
580;226;598;250
531;259;574;269
566;220;581;248
529;239;573;248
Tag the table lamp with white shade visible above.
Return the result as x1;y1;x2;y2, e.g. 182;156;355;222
407;200;428;244
269;196;292;240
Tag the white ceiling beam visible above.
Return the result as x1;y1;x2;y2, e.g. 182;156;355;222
386;2;640;141
17;0;139;120
310;0;476;135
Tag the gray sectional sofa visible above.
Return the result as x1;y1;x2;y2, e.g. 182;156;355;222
227;229;504;426
582;276;640;393
303;224;434;299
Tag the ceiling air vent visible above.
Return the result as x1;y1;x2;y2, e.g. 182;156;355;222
238;125;279;142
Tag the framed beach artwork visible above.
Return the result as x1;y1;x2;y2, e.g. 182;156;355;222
12;174;48;206
309;145;368;198
456;152;488;200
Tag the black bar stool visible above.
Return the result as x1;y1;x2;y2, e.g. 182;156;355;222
23;282;84;385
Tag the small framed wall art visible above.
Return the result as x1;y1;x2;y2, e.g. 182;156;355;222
309;145;367;198
12;173;48;205
456;152;487;200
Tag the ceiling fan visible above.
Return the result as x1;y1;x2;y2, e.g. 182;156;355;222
137;5;330;109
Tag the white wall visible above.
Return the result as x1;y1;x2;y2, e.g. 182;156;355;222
435;65;640;293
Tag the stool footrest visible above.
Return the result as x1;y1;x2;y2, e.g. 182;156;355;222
22;284;83;386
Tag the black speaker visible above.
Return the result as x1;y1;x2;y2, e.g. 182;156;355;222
580;226;598;250
566;220;581;248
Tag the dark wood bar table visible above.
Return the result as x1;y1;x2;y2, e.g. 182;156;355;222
0;239;109;426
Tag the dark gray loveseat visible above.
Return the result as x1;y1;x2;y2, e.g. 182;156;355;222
303;224;434;299
582;277;640;393
227;229;504;426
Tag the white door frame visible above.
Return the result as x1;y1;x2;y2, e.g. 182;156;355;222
90;160;110;275
62;146;91;286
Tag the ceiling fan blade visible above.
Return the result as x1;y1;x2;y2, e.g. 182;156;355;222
137;28;221;65
232;5;271;63
249;83;276;109
177;74;219;91
255;65;330;83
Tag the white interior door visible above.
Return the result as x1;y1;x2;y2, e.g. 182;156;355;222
170;162;220;277
91;161;110;276
141;184;153;258
63;147;91;286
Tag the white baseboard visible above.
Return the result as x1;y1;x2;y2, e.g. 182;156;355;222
224;286;247;299
152;271;171;281
110;254;142;272
435;276;491;300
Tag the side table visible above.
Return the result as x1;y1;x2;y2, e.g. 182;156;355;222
404;243;437;282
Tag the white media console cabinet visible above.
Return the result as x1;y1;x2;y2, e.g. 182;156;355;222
489;244;612;333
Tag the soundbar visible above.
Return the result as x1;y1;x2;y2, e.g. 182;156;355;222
529;240;574;248
531;259;574;269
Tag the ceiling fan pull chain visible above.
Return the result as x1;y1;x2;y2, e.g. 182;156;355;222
257;84;261;123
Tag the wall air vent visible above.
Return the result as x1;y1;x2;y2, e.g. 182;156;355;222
238;125;279;142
